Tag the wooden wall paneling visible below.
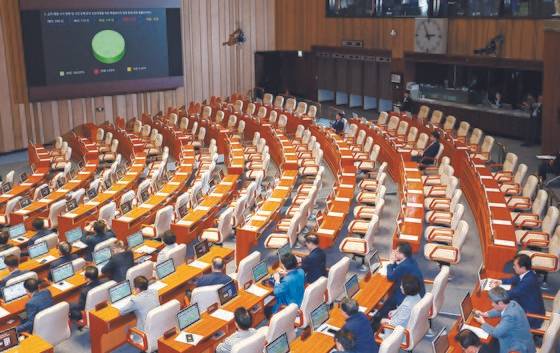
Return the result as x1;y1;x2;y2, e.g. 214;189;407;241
0;14;14;152
542;21;560;153
40;102;54;143
51;101;61;138
17;104;29;147
103;96;113;123
58;99;71;135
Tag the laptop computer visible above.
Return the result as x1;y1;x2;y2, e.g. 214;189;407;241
252;260;268;283
265;333;290;353
0;257;5;271
0;328;18;352
460;292;489;340
66;199;78;212
19;172;28;183
140;189;150;203
8;223;27;242
177;303;201;331
65;227;87;249
311;303;338;336
28;241;49;261
432;328;450;353
1;183;11;193
87;187;98;200
193;239;210;258
40;186;50;197
2;281;27;303
56;177;65;189
156;259;176;280
19;197;31;208
277;243;291;261
120;200;132;215
367;250;382;273
178;203;188;218
50;262;75;285
345;274;360;299
109;281;133;310
218;281;238;306
104;178;112;190
127;232;156;255
93;247;112;268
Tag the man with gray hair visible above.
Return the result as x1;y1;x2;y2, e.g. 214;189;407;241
473;287;535;353
194;256;230;287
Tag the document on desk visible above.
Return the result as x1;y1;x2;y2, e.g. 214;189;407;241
480;279;511;292
0;307;10;318
52;281;75;291
149;281;168;291
36;255;57;264
462;324;489;340
378;261;391;276
188;260;209;269
210;309;234;322
246;284;268;297
175;332;204;345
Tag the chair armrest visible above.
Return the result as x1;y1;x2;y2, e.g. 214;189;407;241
295;309;305;328
512;212;538;223
519;231;549;248
428;245;459;263
527;252;559;272
429;198;450;209
427;228;454;241
128;327;148;351
374;323;411;349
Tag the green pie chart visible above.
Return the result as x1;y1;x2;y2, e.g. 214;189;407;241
91;30;126;64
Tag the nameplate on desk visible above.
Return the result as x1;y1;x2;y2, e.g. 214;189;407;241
404;217;422;224
177;220;194;227
494;238;515;247
269;197;282;203
474;164;485;168
246;284;269;297
492;219;512;226
213;193;224;198
0;307;10;319
117;181;128;185
21;183;32;186
169;182;180;186
404;167;417;172
488;203;507;208
340;184;353;188
480;175;492;180
189;260;209;269
198;206;211;212
342;173;354;177
329;211;344;218
139;204;155;209
16;210;31;215
281;176;293;181
210;309;235;322
407;190;423;195
65;213;79;218
133;163;144;167
252;215;268;222
484;188;500;192
407;178;421;183
335;197;351;203
277;186;289;191
32;173;43;177
86;201;100;207
86;163;96;167
244;225;260;232
399;233;418;241
120;216;133;222
318;228;336;235
222;182;233;186
148;281;168;291
175;332;204;345
406;202;423;208
58;189;69;193
156;192;168;197
258;210;273;216
52;281;75;291
105;190;117;195
456;146;468;150
78;172;89;176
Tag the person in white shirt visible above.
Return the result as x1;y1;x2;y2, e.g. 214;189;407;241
382;274;421;329
156;231;178;264
215;307;255;353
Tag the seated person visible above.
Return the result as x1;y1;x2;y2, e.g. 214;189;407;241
265;253;304;318
27;218;52;246
194;257;231;287
340;298;378;353
82;220;115;261
101;240;134;283
69;266;104;323
156;230;178;264
49;242;78;270
490;254;545;329
300;234;327;284
216;307;256;353
373;242;425;326
473;287;536;353
333;329;358;353
538;151;560;182
455;329;493;353
382;275;421;329
119;276;159;331
332;112;346;134
0;232;12;252
413;131;441;169
400;90;413;114
17;278;54;333
0;255;28;288
492;92;503;108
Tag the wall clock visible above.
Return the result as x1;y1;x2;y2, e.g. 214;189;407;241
414;18;448;54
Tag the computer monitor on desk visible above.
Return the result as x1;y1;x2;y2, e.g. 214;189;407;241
218;281;237;305
65;227;83;244
8;223;26;239
460;292;473;322
51;262;74;284
126;232;144;250
93;247;112;267
277;243;291;260
265;333;290;353
345;274;359;299
156;259;175;280
28;241;48;259
432;328;450;353
109;281;132;304
120;200;132;215
0;328;18;352
252;261;268;283
193;239;209;258
311;303;330;331
177;303;200;331
2;281;27;303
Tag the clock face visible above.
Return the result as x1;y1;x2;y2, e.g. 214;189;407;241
415;19;447;54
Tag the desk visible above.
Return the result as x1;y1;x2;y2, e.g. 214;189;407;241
8;335;54;352
88;246;233;353
157;283;273;353
291;274;393;353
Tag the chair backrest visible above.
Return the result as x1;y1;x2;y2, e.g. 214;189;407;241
231;331;266;353
273;95;284;109
345;123;358;139
236;251;261;289
233;194;249;227
202;106;212;119
406;127;418;143
480;136;494;155
144;299;181;353
369;144;381;162
216;207;234;243
161;244;186;267
263;93;274;105
94;237;117;252
451;220;469;251
284;98;296;113
294;125;305;140
126;261;154;284
137;179;152;202
42;233;59;249
406;293;433;349
363;214;379;250
415;133;429;149
542;206;559;234
84;280;116;325
443;115;456;131
215;110;225;124
502;153;518;173
191;284;221;313
396;120;409;136
6;271;38;286
387;116;399;131
327;258;350;304
109;139;119;153
179;117;188;130
54;136;63;149
153;206;175;237
430;266;450;319
71;258;86;272
469;128;483;146
377;112;388;125
513;163;528;185
141;125;151;138
3;196;21;223
48;200;67;228
540;312;560;353
98;202;117;227
257;106;267;119
0;247;20;260
237;120;246;135
430;110;443;125
450;203;465;230
521;175;539;199
96;128;105;142
300;277;328;328
267;303;299;343
362;136;374;154
120;190;136;206
269;110;278;124
418;106;430;120
355;130;366;146
168;113;178;126
307;105;317;118
379;326;405;353
295;102;307;116
456;121;470;138
33;302;70;346
532;190;548;218
246;103;256;116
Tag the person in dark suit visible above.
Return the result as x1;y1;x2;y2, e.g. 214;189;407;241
17;278;54;333
82;220;115;261
27;218;52;246
194;257;231;287
0;255;28;288
300;234;327;284
340;298;379;353
101;241;134;283
492;91;503;108
522;94;542;147
491;254;545;328
69;266;104;323
400;90;413;114
372;242;425;328
415;131;441;169
455;329;493;353
49;242;78;271
538;151;560;182
332;112;346;134
0;232;12;252
333;328;357;353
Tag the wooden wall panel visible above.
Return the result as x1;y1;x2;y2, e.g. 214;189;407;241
275;0;543;61
0;0;275;153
